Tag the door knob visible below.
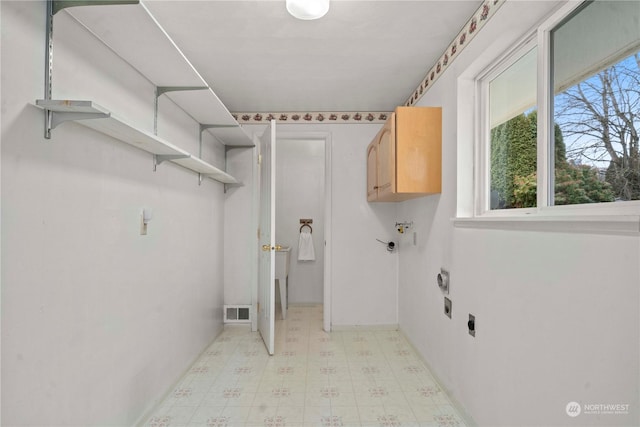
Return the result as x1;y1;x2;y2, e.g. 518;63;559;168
262;244;282;251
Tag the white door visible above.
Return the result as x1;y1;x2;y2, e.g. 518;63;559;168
258;120;276;355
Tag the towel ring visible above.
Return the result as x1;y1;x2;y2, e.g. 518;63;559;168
300;224;313;234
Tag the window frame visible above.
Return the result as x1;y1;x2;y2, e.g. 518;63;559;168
473;0;640;220
475;36;538;217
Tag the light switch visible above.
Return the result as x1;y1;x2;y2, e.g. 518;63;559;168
140;208;152;235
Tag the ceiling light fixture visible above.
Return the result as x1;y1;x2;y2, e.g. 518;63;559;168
286;0;330;20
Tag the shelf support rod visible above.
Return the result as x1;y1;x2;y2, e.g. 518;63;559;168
153;86;208;135
199;124;204;185
153;154;189;172
44;0;54;139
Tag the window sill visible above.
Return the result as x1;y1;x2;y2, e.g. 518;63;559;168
452;214;640;236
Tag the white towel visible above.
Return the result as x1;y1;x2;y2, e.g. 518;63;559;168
297;230;316;261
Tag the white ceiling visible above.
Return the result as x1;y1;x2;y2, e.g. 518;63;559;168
144;0;482;113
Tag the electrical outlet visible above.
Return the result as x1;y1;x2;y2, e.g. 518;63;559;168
444;297;452;319
468;314;476;337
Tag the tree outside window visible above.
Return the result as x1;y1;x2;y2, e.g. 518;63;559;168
554;52;640;203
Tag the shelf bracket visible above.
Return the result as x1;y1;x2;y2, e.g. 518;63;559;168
200;124;237;153
43;0;137;138
52;0;139;16
201;124;239;152
156;86;208;97
223;146;252;194
224;182;240;194
48;110;110;131
199;124;240;184
225;145;255;152
200;125;244;193
200;124;239;133
153;86;208;135
153;154;189;172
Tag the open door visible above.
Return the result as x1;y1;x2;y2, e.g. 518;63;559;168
257;120;276;355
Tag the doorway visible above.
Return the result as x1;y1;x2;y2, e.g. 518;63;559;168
274;132;332;333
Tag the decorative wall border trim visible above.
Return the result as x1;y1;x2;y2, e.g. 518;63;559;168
231;111;392;125
404;0;505;106
233;0;505;124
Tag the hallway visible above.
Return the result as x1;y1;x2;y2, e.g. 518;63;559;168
142;305;467;427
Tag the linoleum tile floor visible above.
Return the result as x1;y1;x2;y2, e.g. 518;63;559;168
142;305;468;427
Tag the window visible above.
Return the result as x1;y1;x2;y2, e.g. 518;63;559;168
552;1;640;205
487;44;538;210
478;0;640;215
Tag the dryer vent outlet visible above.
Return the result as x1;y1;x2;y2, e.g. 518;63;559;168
437;269;450;294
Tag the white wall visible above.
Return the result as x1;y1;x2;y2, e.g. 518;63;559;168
1;2;225;425
224;147;256;307
276;139;325;304
226;123;399;327
398;1;640;426
323;123;398;327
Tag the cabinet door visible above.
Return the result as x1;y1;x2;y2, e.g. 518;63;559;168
366;141;378;201
395;107;441;195
376;114;396;200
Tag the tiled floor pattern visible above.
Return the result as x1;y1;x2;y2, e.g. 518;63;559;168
142;305;467;427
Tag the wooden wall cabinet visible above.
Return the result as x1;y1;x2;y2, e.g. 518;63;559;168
367;107;442;202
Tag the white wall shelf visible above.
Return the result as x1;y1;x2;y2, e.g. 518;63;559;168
36;99;239;184
40;0;251;185
62;1;253;147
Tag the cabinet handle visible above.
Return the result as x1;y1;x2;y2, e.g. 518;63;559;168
374;186;379;189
